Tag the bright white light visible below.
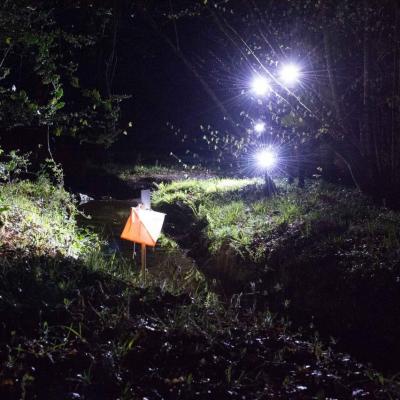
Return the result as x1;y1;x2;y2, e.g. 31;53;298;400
279;64;301;86
256;148;277;170
251;76;270;96
254;122;266;133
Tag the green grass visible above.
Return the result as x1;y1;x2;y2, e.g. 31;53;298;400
103;162;213;181
154;178;300;258
0;175;208;297
107;163;179;179
0;176;98;258
1;159;400;398
153;176;400;374
153;178;260;210
154;178;400;265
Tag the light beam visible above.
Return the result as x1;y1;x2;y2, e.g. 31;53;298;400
279;64;301;86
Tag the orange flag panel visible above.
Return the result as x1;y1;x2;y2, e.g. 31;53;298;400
121;208;156;246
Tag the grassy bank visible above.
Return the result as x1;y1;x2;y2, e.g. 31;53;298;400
153;178;400;371
153;178;400;264
0;166;399;398
0;177;96;258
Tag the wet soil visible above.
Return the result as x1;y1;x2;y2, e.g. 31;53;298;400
2;254;394;399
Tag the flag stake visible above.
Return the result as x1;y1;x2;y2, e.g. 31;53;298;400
141;243;147;277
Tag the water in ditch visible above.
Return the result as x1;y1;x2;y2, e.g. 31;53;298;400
78;199;202;290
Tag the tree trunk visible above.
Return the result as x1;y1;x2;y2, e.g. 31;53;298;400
323;30;344;129
361;0;372;164
325;134;400;208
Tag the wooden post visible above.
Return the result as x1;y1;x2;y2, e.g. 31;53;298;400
140;243;146;277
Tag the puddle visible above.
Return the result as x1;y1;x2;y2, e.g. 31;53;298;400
78;200;200;288
79;199;139;255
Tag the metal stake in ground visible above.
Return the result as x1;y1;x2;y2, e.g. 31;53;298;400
140;243;147;277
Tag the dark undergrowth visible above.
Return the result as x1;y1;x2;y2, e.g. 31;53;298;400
0;254;399;399
0;154;400;398
153;178;400;374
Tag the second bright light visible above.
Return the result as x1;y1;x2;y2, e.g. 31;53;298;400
256;148;277;170
279;63;301;86
251;76;270;96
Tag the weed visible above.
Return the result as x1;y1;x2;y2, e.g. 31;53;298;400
0;148;31;183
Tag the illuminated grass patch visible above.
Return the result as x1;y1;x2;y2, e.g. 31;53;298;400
154;178;400;265
0;178;98;258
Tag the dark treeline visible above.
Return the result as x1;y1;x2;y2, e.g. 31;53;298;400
1;0;400;206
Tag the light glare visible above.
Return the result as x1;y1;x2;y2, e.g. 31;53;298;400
251;76;270;96
256;149;277;170
254;122;265;133
280;64;300;85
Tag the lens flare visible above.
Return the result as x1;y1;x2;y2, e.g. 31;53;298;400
251;76;270;96
254;122;266;133
255;148;277;170
279;64;301;86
